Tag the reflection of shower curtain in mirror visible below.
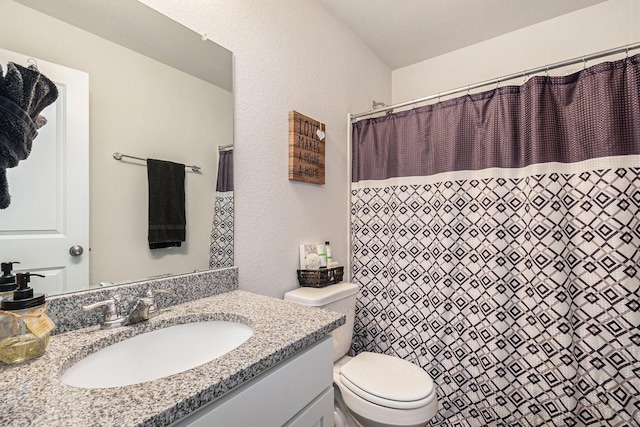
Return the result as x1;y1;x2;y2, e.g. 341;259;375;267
351;54;640;426
210;149;233;268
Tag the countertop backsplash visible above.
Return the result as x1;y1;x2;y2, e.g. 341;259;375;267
46;267;238;334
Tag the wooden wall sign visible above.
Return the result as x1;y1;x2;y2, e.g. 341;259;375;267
288;111;325;185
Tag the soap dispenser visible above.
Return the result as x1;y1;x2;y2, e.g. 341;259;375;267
0;272;54;364
0;262;19;300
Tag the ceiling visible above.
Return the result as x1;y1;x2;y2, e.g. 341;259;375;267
320;0;608;70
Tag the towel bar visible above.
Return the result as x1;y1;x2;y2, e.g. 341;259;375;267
113;152;201;172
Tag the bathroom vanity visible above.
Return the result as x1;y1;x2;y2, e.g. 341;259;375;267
0;269;344;426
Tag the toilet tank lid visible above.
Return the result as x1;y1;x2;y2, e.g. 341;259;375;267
284;282;359;306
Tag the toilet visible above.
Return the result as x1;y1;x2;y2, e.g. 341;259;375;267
284;282;438;427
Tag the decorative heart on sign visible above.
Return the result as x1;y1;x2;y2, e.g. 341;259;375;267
316;129;325;141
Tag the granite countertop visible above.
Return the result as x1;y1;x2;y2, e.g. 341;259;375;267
0;290;344;427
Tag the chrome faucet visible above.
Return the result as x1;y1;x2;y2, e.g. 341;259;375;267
124;289;173;325
82;295;124;329
83;289;173;329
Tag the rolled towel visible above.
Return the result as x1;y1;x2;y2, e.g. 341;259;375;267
304;253;322;270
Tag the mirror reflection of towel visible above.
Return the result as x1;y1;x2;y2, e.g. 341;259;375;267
0;62;58;209
147;159;185;249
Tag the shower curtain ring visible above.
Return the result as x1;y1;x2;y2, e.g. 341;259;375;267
583;57;587;70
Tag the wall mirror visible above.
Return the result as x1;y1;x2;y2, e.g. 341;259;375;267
0;0;234;295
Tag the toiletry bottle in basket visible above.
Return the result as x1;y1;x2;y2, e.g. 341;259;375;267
325;241;332;266
317;243;327;267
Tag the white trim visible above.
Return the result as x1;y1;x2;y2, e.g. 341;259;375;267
347;113;353;282
351;155;640;190
215;191;234;198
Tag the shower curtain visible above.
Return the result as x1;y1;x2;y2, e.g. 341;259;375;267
209;148;233;268
351;54;640;426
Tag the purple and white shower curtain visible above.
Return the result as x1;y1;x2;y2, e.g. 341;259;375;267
351;54;640;426
210;148;233;268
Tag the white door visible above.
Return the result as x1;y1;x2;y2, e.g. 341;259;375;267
0;48;89;295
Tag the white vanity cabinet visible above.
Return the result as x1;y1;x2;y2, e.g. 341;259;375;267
173;335;334;427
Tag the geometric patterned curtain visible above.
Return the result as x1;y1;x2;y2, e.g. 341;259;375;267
351;54;640;427
209;148;233;268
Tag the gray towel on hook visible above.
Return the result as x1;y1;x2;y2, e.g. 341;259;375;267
147;159;186;249
0;62;58;209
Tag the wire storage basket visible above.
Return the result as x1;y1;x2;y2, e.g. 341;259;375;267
296;266;344;288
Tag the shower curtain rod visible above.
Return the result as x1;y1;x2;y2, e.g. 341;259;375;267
112;152;201;172
351;41;640;121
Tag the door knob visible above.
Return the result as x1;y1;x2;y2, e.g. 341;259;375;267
69;245;84;256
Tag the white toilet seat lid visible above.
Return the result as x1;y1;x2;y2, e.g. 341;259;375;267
339;352;435;410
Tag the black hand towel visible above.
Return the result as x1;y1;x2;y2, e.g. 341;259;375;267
147;159;186;249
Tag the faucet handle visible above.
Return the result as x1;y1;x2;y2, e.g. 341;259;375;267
145;289;173;317
82;295;124;329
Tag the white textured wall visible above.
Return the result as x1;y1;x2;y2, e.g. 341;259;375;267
140;0;391;297
392;0;637;104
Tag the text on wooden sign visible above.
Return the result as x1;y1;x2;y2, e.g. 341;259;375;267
288;111;325;185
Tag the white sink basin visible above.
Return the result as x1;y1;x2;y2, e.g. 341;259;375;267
61;321;253;389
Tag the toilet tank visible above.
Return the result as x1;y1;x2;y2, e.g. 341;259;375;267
284;282;359;362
